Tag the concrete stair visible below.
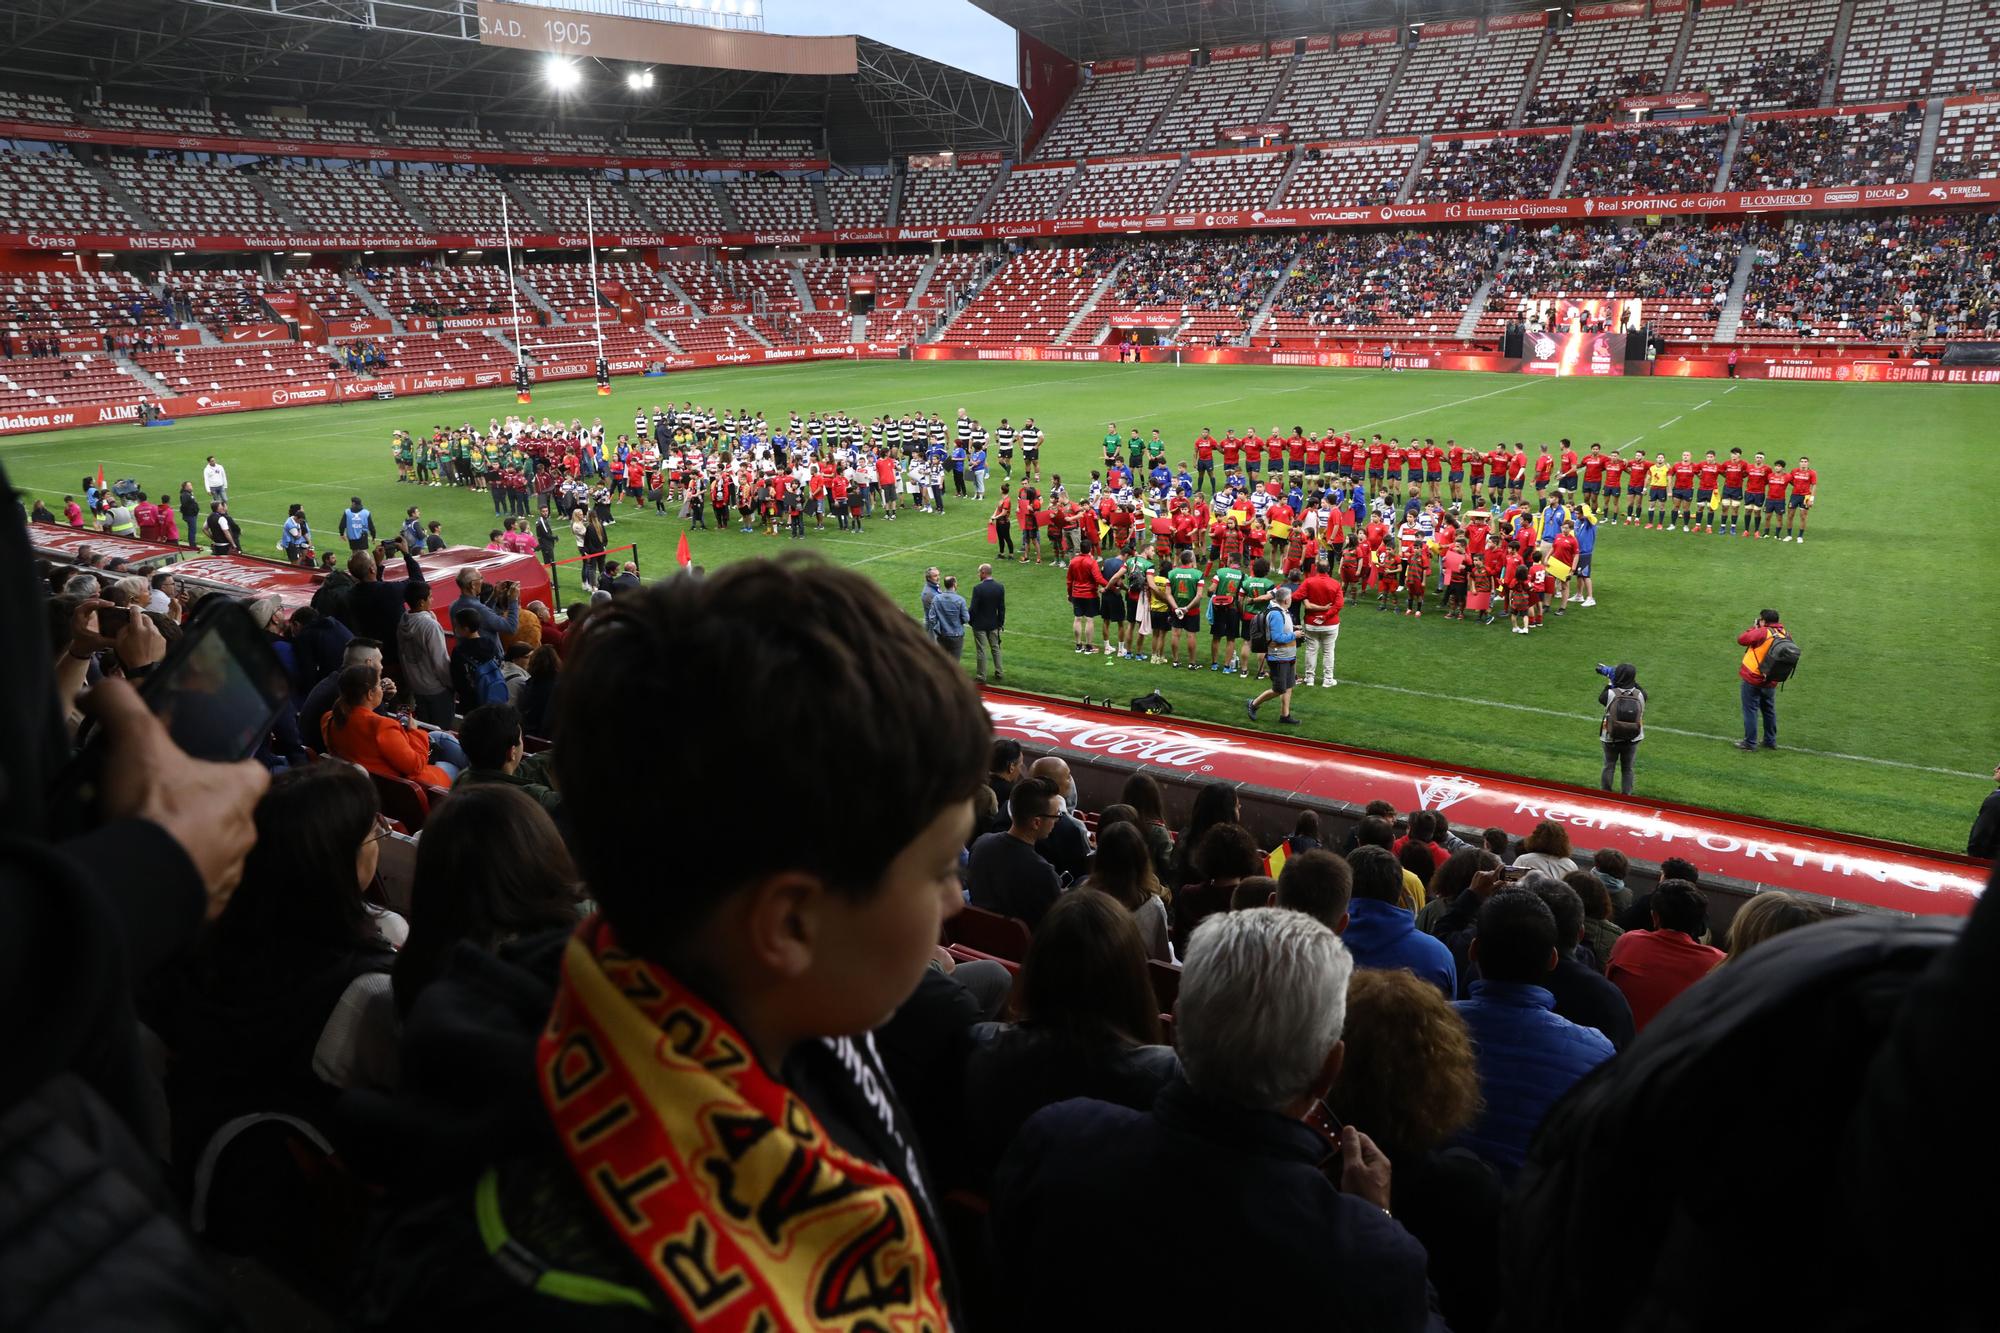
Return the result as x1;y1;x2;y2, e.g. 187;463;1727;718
1397;138;1431;204
1548;126;1585;197
116;352;173;397
610;177;663;230
1820;0;1857;107
1715;115;1745;190
344;276;399;328
83;156;157;230
1511;27;1554;129
499;178;551;229
1369;44;1415;136
789;263;816;311
1663;8;1696;94
1055;257;1128;345
245;173;306;231
1914;95;1945;180
905;253;941;309
1715;240;1758;342
379;175;436;230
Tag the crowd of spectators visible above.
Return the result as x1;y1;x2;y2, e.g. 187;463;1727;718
1563;123;1729;197
6;463;1992;1332
1274;225;1514;328
1411;134;1570;203
1740;212;2000;341
1523;70;1664;129
1724;51;1833;110
1730;108;1923;189
1098;236;1294;313
1498;220;1744;302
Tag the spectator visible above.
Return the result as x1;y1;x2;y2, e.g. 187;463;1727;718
1353;815;1430;909
1332;969;1502;1333
926;573;969;664
1592;847;1633;916
962;889;1178;1183
1607;879;1726;1032
1568;869;1624;973
967;774;1064;931
1344;845;1457;996
396;582;454;726
146;764;402;1167
517;644;561;738
453;702;560;814
1171;781;1240;888
1481;826;1512;862
322;664;462;788
298;637;393;752
350;556;988;1327
1276;847;1353;932
1172;822;1265;953
1452;888;1616;1175
1418;847;1500;935
1528;878;1636;1051
447;566;518;655
1342;799;1399;854
345;548;411;652
1026;754;1091;885
1511;820;1579;880
1616;855;1702;932
990;908;1437;1331
1080;821;1173;962
499;643;532;701
1598;662;1646;795
1722;891;1823;961
1283;808;1323;856
988;738;1023;817
1120;771;1176;880
1391;810;1451;874
391;784;579;1015
1735;609;1789;751
448;606;505;713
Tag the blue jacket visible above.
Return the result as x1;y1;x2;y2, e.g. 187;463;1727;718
992;1078;1444;1332
448;593;519;655
1344;899;1458;997
928;590;969;638
1452;980;1615;1176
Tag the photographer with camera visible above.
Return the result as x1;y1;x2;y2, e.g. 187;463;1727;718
1597;662;1646;796
447;567;520;655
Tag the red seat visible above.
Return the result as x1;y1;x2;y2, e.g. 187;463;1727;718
370;773;431;831
945;905;1033;963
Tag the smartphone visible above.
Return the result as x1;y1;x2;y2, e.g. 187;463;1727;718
1501;865;1530;881
51;598;292;834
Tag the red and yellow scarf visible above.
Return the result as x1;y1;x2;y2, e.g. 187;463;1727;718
538;916;951;1332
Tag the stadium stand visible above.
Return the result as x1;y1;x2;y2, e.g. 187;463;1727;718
515;324;663;364
1495;220;1740;340
509;171;654;231
722;176;820;230
1409;132;1569;202
1265;42;1402;142
1279;141;1419;208
651;315;761;353
826;175;893;227
104;157;288;232
1729;108;1924;189
801;256;928;311
158;268;272;326
90;101;237;135
0;352;142;409
709;136;817;157
362;330;516;374
1739;212;2000;341
617;133;704;155
939;247;1109;344
1835;0;2000;101
1165;149;1290;212
278;266;370;319
135;340;342;393
0;146;137;233
897;162;999;226
387;168;514;231
0;88;78;126
387;122;507;152
1675;0;1842;111
360;265;519;320
1266;227;1509;341
983;165;1075;222
1148;54;1290;151
1380;23;1544;135
502;130;618;156
590;261;681;310
1059;158;1180;218
518;263;607;315
624;174;728;231
654;260;736;312
707;259;803;306
1091;235;1293;345
1562;122;1729;197
1524;10;1678;126
1932;97;2000;179
0;271;170;338
1033;63;1182;160
261;163;428;234
238;112;379;144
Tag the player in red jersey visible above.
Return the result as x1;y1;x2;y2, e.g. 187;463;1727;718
1401;541;1431;617
1742;450;1770;538
1193;428;1218;495
1446;439;1468;503
1692;450;1722;533
1366;436;1388;491
1532;446;1555;506
1667;452;1697;532
1370;542;1398;611
1424;439;1446;501
1286;427;1308;482
1780;455;1817;542
1066;545;1108;652
1557;440;1580;502
1719;446;1748;536
1507;445;1529;503
1338;538;1366;603
1220;430;1242;478
1466;548;1495;625
1761;459;1790;536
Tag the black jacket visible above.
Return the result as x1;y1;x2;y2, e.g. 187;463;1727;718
1541;954;1637;1051
1969;786;2000;858
962;1023;1178;1185
968;578;1006;632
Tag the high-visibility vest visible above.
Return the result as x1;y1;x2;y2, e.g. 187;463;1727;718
1741;628;1786;679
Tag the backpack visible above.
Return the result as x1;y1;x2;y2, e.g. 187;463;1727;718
1129;691;1174;717
464;652;509;707
1605;687;1644;742
1762;630;1802;684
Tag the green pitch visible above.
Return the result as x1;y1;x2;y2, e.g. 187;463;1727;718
7;360;1996;853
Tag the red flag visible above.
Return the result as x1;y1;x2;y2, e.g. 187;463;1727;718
96;464;104;490
675;531;692;567
986;522;998;545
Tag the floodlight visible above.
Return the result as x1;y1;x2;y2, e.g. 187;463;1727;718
547;57;582;92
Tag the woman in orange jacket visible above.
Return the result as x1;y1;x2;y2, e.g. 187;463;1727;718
322;665;461;787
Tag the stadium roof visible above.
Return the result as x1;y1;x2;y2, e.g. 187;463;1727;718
0;0;1021;159
972;0;1549;63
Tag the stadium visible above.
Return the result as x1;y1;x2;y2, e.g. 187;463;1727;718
2;0;1995;1326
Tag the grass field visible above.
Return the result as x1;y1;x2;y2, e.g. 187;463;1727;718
6;360;1996;851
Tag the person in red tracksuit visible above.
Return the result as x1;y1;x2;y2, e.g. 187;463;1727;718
1735;610;1788;751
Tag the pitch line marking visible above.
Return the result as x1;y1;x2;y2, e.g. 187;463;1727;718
1658;415;1683;428
1724;384;1741;394
1692;400;1712;411
1622;436;1646;447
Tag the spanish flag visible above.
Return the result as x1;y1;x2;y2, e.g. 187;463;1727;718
1264;840;1290;881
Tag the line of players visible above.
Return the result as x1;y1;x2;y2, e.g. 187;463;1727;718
1138;425;1822;543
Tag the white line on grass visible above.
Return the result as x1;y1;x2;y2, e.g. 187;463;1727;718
1724;384;1741;394
1658;415;1682;428
1348;377;1543;432
1622;436;1645;447
1692;400;1712;411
